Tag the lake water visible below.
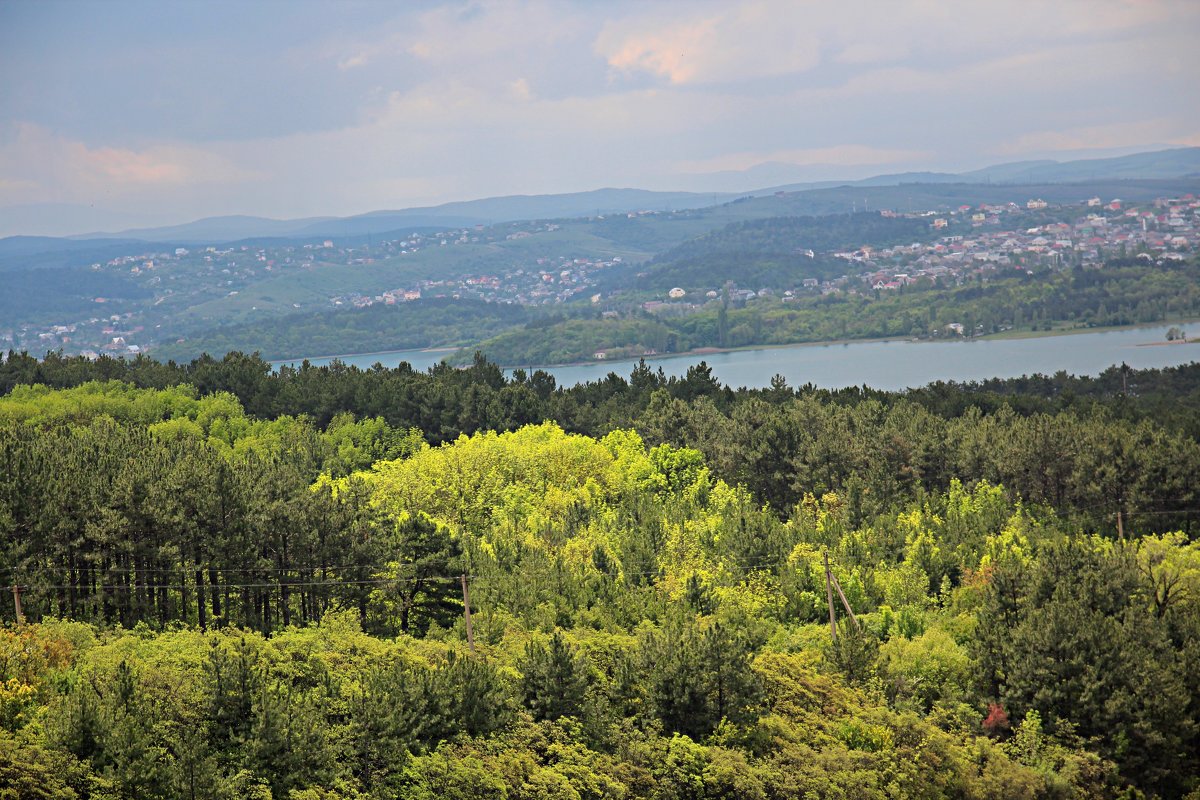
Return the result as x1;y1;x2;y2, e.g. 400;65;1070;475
274;349;453;372
276;323;1200;391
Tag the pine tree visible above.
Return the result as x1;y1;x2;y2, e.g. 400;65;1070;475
519;630;590;722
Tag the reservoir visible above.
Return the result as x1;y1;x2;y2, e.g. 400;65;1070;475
276;323;1200;391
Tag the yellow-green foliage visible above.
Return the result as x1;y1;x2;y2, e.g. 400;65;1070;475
0;381;410;469
879;625;974;711
350;423;724;589
0;380;204;427
359;423;617;533
0;621;89;731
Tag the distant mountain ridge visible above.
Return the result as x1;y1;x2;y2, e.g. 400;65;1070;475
961;147;1200;183
1;146;1197;248
760;147;1200;194
75;214;339;243
65;188;735;244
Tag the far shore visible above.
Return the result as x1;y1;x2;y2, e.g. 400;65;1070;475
489;318;1200;370
501;334;917;370
1135;338;1200;348
268;318;1200;371
977;317;1200;342
269;346;457;365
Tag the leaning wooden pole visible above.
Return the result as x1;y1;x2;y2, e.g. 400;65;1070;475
831;573;861;632
460;574;475;652
11;584;25;625
824;553;837;642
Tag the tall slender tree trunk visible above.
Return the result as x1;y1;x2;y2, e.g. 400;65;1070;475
180;555;192;626
195;566;207;631
279;537;291;628
209;568;222;620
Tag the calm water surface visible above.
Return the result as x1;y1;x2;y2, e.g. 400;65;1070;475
274;349;451;372
277;323;1200;391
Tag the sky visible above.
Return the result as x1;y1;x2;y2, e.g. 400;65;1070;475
1;0;1198;233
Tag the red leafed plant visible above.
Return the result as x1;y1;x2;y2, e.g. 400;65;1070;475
982;702;1010;737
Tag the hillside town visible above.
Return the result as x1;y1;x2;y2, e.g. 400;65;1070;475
6;193;1197;358
852;194;1198;293
644;195;1199;311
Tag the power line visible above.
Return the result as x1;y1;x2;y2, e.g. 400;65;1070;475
3;555;803;592
30;577;453;592
0;562;409;576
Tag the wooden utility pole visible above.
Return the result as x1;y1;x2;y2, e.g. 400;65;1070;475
830;572;861;632
460;574;475;652
824;553;838;642
11;584;25;625
1117;509;1125;542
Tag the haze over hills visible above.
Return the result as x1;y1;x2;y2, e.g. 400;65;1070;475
5;176;1197;274
762;146;1200;194
2;147;1198;245
668;146;1200;194
73;214;340;244
960;146;1200;183
18;189;735;244
0;203;179;239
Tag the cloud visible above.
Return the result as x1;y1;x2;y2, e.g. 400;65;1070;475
834;41;905;66
677;145;931;174
337;52;369;71
996;119;1194;155
594;0;1194;88
0;123;258;206
67;143;188;184
0;175;39;192
509;78;533;102
596;3;820;85
600;16;721;84
405;1;582;64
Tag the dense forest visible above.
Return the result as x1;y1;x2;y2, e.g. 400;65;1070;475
1;350;1199;798
154;299;532;363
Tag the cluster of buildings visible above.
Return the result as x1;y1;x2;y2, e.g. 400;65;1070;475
643;195;1200;307
853;194;1198;292
332;250;626;310
2;310;143;358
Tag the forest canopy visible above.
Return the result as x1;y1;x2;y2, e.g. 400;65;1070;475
0;351;1198;798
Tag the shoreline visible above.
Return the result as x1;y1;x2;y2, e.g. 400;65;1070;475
509;334;915;370
491;318;1200;370
271;318;1200;370
1135;338;1200;348
976;317;1200;342
269;346;457;365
